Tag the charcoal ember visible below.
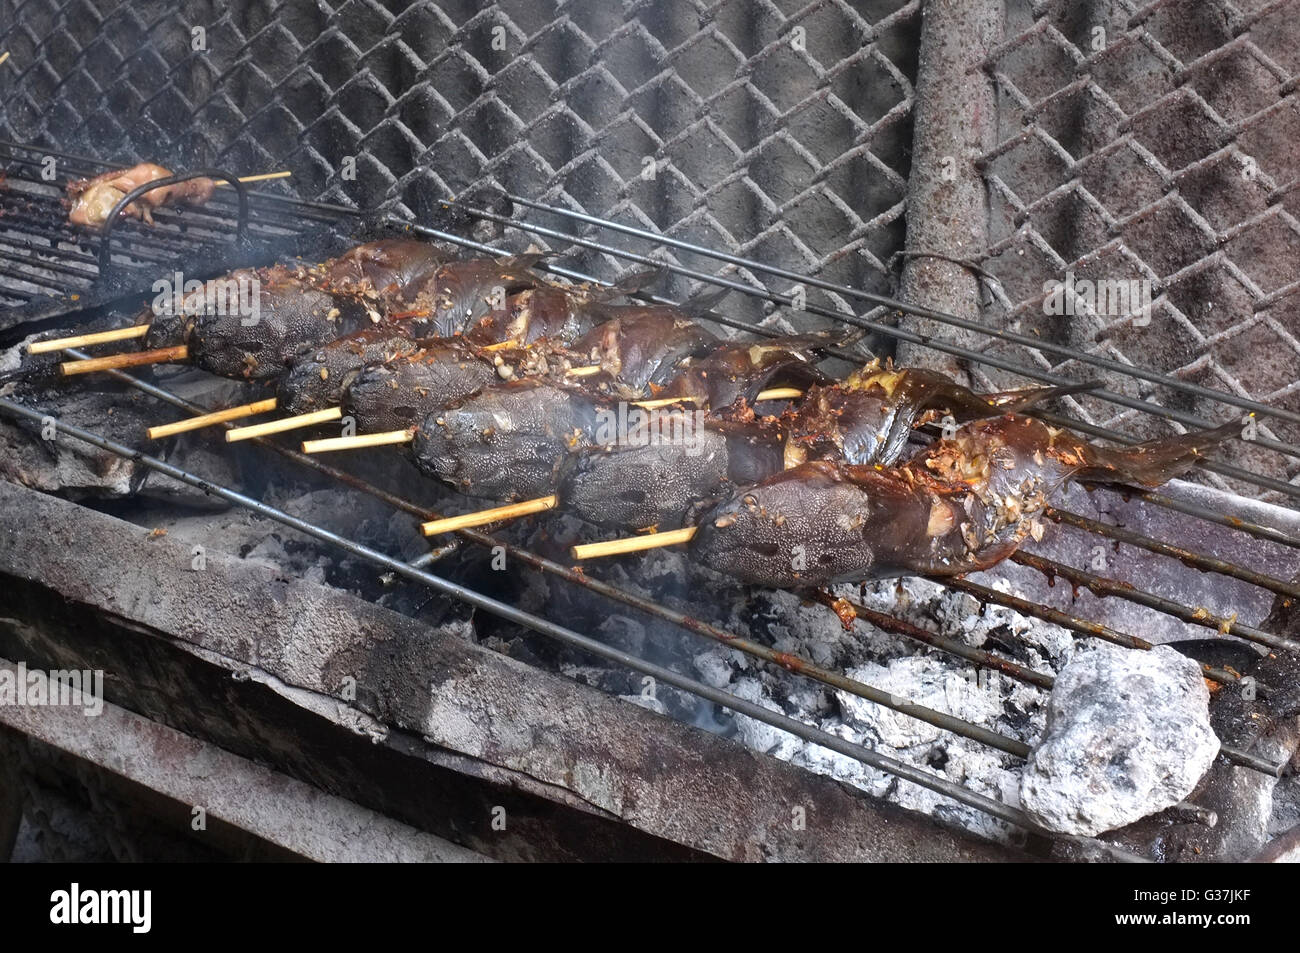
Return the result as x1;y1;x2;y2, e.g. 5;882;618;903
0;400;138;496
278;328;422;415
190;272;375;380
1019;640;1220;836
343;341;497;433
0;388;228;504
411;382;600;501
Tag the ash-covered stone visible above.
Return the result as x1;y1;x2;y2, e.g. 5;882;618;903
1020;640;1220;837
676;573;1064;844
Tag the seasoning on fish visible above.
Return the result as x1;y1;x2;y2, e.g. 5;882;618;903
690;415;1238;588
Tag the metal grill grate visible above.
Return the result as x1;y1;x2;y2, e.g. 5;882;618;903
0;140;355;328
968;0;1300;502
0;0;921;329
2;163;1297;856
2;1;1299;858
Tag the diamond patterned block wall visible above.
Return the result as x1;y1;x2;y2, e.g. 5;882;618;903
0;0;921;330
971;0;1300;501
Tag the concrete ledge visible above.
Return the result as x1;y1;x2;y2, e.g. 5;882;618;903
0;479;1031;861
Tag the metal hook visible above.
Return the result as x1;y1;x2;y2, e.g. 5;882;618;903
97;168;250;274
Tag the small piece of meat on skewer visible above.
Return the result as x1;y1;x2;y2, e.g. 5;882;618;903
691;415;1238;588
66;163;215;226
412;381;603;501
341;340;500;433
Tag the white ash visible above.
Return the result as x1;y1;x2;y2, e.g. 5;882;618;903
535;537;1088;843
1020;640;1220;837
674;573;1076;844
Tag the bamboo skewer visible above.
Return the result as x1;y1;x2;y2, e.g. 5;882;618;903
225;405;342;441
572;527;697;560
422;496;557;535
0;52;10;68
632;386;804;410
215;171;293;187
631;395;705;409
29;325;151;354
302;429;414;453
226;406;341;442
566;364;603;377
60;345;187;376
148;398;279;440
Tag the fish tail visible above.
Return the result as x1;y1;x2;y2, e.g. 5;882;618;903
1079;419;1241;487
988;380;1099;414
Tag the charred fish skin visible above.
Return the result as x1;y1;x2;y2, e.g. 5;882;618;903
558;427;732;530
138;242;449;352
694;414;1236;588
664;336;835;409
276;326;424;416
783;384;890;468
467;285;604;347
406;255;546;338
411;381;602;502
690;457;1025;588
317;240;456;304
556;423;785;531
690;462;890;589
342;341;499;433
140;264;283;350
782;365;1094;468
190;274;375;381
569;309;717;394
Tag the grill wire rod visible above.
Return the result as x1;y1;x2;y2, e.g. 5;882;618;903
0;392;1156;862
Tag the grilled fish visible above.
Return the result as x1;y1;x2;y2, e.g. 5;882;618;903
412;381;603;501
691;415;1238;588
783;362;1095;468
